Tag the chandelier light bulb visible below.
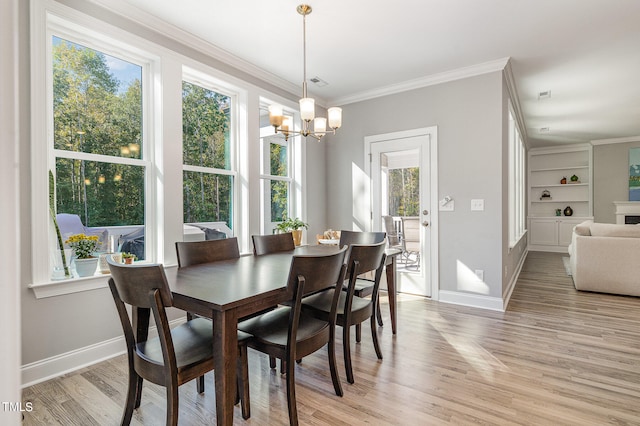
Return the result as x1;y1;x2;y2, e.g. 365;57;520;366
313;117;326;135
269;104;284;127
328;107;342;129
299;98;315;121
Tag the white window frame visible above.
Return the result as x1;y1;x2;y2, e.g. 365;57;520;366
181;69;240;237
30;0;160;296
258;98;304;235
508;106;526;248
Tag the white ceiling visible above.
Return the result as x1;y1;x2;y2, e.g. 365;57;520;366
109;0;640;148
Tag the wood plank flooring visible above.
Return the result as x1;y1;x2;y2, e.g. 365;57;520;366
22;251;640;425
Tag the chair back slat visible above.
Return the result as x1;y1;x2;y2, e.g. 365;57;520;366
252;233;295;255
346;240;387;276
287;247;348;297
338;230;386;247
107;257;173;308
176;237;240;267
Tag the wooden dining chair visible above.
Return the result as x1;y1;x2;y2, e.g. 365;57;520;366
176;237;240;268
107;258;250;425
338;230;387;338
175;237;244;393
302;241;387;384
238;247;348;425
252;232;295;255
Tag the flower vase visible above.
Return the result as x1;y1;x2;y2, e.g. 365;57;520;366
74;257;98;277
51;248;73;280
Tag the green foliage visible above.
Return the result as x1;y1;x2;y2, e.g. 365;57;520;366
388;167;420;216
52;38;144;228
269;142;288;222
276;216;309;232
182;82;233;227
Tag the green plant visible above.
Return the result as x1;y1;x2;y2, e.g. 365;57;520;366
65;234;100;259
121;252;137;260
49;170;70;277
275;216;309;232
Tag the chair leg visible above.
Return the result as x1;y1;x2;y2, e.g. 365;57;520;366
186;312;194;321
355;324;362;343
134;376;144;409
328;327;344;397
281;359;286;375
370;314;383;360
121;370;139;425
237;345;251;420
196;375;205;394
343;324;354;384
285;357;298;426
376;299;384;327
166;384;179;426
269;356;276;369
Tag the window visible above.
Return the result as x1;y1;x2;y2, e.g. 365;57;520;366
31;7;157;288
509;108;526;247
52;36;149;262
182;79;236;236
259;104;293;234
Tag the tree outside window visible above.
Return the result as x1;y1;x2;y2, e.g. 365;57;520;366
52;37;146;259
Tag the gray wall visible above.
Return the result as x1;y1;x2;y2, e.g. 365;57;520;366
327;72;510;299
593;141;640;223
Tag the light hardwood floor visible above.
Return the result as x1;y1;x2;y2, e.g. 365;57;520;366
22;251;640;425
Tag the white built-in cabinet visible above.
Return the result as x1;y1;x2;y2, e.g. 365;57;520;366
528;144;593;252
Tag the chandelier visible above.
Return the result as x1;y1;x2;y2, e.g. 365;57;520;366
268;4;342;141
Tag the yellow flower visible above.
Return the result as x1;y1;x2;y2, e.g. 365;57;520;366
65;233;100;259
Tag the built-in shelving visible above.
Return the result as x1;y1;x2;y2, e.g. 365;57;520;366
528;144;593;252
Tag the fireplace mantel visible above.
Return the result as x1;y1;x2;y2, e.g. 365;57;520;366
613;201;640;224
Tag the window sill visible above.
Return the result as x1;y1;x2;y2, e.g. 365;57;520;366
508;229;528;251
29;263;178;299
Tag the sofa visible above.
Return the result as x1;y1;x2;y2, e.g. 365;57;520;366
568;220;640;296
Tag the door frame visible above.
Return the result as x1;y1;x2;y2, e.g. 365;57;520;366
364;127;439;300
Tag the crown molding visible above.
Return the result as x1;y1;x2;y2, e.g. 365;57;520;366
85;0;303;100
591;136;640;145
330;57;510;106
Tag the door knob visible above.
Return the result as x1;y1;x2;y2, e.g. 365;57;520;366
422;209;429;215
422;221;429;227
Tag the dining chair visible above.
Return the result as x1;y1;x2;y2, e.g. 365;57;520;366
302;240;387;384
176;237;240;268
107;258;251;425
338;230;387;338
175;237;243;391
238;247;348;426
252;232;295;255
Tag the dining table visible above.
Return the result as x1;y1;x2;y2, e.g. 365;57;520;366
166;244;400;426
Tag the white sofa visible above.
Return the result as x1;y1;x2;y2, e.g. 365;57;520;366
569;220;640;296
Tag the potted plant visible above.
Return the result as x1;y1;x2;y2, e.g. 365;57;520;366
276;216;309;246
65;233;101;277
122;252;137;264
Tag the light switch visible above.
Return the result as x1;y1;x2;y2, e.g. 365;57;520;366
471;199;484;211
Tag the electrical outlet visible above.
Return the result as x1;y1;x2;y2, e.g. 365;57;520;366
504;266;508;278
475;269;484;280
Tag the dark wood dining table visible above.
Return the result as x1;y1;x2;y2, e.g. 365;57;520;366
166;245;400;426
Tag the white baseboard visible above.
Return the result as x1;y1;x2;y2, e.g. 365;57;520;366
21;317;186;388
439;290;505;311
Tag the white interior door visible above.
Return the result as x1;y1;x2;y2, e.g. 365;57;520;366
367;129;436;297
